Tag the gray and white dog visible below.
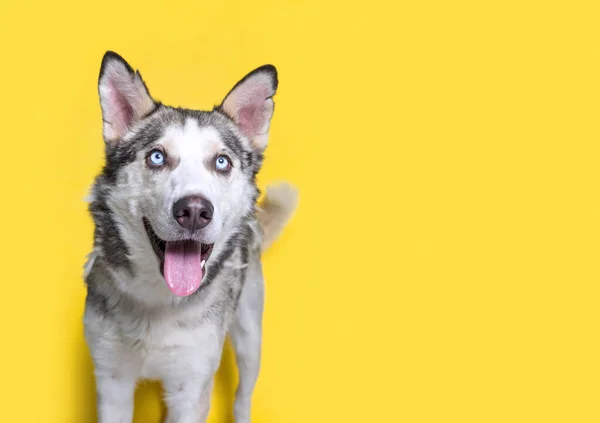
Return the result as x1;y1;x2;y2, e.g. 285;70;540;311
83;51;298;423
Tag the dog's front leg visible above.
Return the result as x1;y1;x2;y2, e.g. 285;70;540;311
86;308;139;423
162;328;224;423
163;377;214;423
95;370;136;423
230;266;265;423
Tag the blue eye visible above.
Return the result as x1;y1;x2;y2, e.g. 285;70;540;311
215;155;230;171
148;150;165;167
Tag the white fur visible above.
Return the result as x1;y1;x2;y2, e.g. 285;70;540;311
86;55;296;423
103;118;255;308
83;249;100;279
85;179;296;422
230;260;265;422
85;295;228;422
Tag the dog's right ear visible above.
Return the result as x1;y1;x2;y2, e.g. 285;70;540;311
98;51;156;143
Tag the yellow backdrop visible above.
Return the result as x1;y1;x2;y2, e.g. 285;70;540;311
0;0;598;422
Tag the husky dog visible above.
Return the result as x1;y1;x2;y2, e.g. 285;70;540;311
83;51;298;423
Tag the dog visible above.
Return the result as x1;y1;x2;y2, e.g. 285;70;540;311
83;51;298;423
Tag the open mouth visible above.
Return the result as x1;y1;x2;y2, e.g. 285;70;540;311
143;218;214;297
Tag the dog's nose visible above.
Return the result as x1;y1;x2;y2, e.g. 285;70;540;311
173;196;214;231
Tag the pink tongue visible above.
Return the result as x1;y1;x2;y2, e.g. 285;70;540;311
163;241;203;297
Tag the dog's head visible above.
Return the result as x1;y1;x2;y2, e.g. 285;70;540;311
92;51;277;298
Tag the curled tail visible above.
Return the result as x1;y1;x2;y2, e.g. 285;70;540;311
256;182;299;252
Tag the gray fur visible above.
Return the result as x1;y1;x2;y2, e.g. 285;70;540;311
89;107;263;274
83;51;295;423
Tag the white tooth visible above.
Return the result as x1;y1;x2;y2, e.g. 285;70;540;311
201;260;206;269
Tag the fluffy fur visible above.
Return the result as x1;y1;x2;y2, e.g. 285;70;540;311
83;51;297;423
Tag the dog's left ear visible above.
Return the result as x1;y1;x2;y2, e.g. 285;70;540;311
98;51;156;143
220;65;278;150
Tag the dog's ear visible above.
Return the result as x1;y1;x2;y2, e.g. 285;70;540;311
98;51;156;142
220;65;278;150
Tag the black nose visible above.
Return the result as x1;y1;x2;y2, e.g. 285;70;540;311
173;195;214;231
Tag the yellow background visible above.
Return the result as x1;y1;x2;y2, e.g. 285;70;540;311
0;0;598;422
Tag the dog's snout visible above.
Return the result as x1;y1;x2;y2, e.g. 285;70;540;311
173;196;214;232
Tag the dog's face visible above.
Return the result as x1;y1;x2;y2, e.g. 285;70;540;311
94;52;277;297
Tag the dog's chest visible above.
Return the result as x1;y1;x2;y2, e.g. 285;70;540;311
133;306;224;379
